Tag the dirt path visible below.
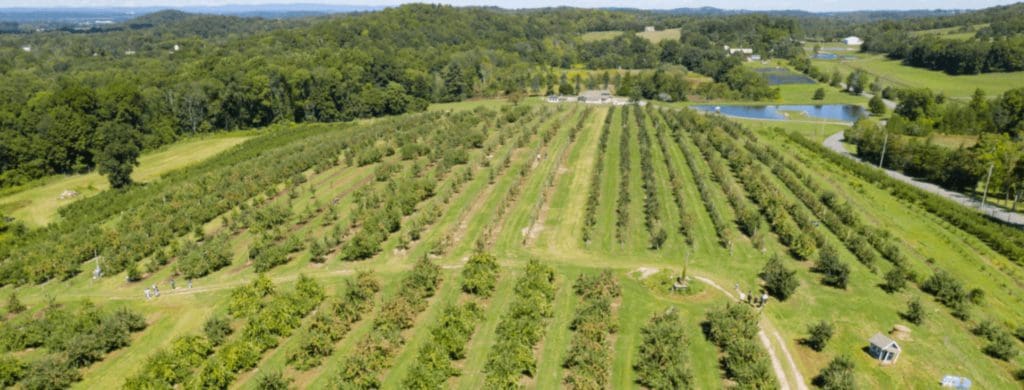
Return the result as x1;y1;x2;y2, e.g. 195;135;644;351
692;275;805;390
823;131;1024;226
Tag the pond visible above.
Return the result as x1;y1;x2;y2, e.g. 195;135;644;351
690;104;867;122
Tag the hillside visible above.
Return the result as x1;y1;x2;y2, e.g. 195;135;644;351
1;3;1024;389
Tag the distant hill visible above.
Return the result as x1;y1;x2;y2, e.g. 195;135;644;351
0;4;383;23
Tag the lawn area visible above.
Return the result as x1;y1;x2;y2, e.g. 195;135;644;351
811;53;1024;99
0;133;252;227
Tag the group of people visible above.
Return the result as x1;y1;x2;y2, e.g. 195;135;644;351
144;278;193;300
736;284;770;308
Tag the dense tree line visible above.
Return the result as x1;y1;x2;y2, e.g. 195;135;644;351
564;271;620;388
633;106;668;249
334;257;441;388
615;106;632;244
0;301;146;389
484;259;556;387
583;107;615;243
649;108;694;244
634;308;694;389
704;303;778;388
287;271;380;370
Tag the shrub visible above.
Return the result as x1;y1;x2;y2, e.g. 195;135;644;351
634;309;693;389
921;270;968;310
203;316;233;346
761;255;799;300
21;355;81;390
902;298;925;325
804;321;834;352
813;87;826;100
462;251;499;297
0;355;25;387
813;356;856;390
6;293;25;314
255;371;292;390
882;267;907;293
813;245;850;289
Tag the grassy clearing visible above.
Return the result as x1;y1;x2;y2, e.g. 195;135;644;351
909;24;988;41
812;53;1024;99
580;28;680;43
0;133;251;227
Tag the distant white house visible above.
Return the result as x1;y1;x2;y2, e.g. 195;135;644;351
644;26;656;32
843;36;864;45
173;44;180;52
21;45;30;52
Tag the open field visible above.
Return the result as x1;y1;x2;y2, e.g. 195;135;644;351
581;28;680;43
1;102;1023;389
0;133;252;227
909;24;988;41
811;53;1024;99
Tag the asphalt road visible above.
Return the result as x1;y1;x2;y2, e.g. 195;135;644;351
822;131;1024;226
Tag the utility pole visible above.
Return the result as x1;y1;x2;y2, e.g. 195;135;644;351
981;162;995;208
878;131;889;168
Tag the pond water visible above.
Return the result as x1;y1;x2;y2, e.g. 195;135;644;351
691;104;867;122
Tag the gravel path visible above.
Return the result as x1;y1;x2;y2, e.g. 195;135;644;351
693;275;805;390
823;131;1024;226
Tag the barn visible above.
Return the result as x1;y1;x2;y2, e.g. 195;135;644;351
843;36;863;45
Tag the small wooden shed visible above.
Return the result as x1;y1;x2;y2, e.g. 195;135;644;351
868;333;901;364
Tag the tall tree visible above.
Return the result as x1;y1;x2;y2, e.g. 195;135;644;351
95;122;141;189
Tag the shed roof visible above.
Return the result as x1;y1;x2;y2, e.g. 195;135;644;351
868;333;899;351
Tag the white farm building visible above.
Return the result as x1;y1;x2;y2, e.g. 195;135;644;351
843;36;864;45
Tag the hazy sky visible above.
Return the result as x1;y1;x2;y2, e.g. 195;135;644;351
0;0;1019;12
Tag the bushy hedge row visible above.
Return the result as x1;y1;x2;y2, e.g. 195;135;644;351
484;259;556;388
649;108;694;244
633;106;668;249
691;131;763;241
564;271;620;388
124;335;214;388
583;107;616;243
334;257;441;388
615;106;632;244
287;271;380;370
635;309;694;389
671;117;733;248
0;301;146;389
462;251;500;297
193;275;324;388
402;302;483;388
786;132;1024;265
703;129;817;260
704;303;778;388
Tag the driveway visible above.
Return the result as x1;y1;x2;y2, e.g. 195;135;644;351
823;131;1024;226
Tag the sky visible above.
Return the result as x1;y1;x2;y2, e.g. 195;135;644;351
0;0;1019;12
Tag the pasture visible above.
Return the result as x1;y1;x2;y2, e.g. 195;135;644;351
811;53;1024;99
1;102;1023;389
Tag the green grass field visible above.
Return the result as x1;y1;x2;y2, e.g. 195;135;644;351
812;53;1024;99
0;133;252;227
909;24;988;41
2;102;1023;389
580;28;680;43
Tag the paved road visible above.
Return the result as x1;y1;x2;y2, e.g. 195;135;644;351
823;131;1024;226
